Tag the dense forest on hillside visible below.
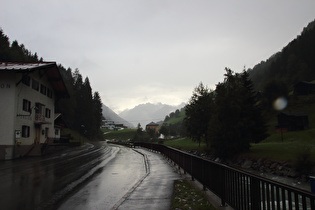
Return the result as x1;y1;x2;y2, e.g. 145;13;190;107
160;108;186;138
0;28;103;139
248;19;315;92
0;29;43;62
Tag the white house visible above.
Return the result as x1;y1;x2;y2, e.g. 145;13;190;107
0;62;68;159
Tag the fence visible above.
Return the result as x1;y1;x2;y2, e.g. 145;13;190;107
135;142;315;210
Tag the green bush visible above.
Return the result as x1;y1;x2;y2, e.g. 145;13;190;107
295;145;313;175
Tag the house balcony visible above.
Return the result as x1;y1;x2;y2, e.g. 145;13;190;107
35;113;50;124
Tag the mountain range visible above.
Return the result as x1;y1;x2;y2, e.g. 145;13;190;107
119;102;185;128
102;104;135;128
102;102;185;128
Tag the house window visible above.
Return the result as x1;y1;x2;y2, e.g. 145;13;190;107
40;84;46;95
55;129;59;135
22;75;31;86
22;99;31;112
22;125;30;138
35;103;44;114
45;108;51;118
32;79;39;91
47;88;53;98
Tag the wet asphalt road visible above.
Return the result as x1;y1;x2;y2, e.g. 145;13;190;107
0;142;137;209
58;145;146;210
0;142;180;210
116;148;180;210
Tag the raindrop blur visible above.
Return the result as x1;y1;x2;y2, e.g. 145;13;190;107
273;97;288;110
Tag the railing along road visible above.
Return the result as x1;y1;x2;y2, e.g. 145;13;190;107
135;142;315;210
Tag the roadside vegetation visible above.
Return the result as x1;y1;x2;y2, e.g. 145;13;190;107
171;179;216;210
246;129;315;161
61;128;89;145
164;138;206;153
102;128;137;141
164;135;315;163
159;109;186;138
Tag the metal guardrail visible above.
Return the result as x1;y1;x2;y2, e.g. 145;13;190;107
135;142;315;210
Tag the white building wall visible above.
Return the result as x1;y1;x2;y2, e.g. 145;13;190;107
0;72;16;145
14;72;55;145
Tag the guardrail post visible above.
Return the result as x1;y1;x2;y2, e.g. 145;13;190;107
250;177;261;210
183;153;186;174
202;160;207;191
220;167;226;207
191;155;194;181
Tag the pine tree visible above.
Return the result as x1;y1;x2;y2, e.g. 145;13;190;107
92;91;103;138
208;68;267;158
184;82;214;146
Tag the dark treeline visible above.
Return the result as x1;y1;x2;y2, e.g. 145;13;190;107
0;29;43;62
159;122;186;138
0;28;103;139
160;109;186;138
55;66;103;139
161;69;268;159
184;69;268;158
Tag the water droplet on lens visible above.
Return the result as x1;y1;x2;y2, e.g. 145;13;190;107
273;97;288;110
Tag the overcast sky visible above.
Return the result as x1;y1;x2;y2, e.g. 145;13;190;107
1;1;315;113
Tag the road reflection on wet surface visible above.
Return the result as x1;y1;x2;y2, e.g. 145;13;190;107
58;146;145;210
0;142;145;210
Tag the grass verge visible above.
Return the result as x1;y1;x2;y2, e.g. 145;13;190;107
244;128;315;162
103;128;136;141
164;137;207;152
171;179;217;210
164;132;315;164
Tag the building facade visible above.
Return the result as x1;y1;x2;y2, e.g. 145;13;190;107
146;122;159;134
0;62;68;159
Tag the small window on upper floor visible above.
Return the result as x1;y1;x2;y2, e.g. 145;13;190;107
32;79;39;91
22;99;31;112
35;103;44;114
22;75;31;86
40;84;46;95
45;108;51;118
47;88;53;98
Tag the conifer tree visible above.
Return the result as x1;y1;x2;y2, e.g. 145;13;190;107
184;82;214;146
208;68;267;158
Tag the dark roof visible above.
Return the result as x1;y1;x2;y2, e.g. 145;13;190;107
295;81;315;85
54;113;68;128
279;112;308;117
0;62;69;97
146;122;159;126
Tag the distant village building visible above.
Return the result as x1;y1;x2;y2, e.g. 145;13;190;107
276;112;309;132
0;62;69;160
146;122;159;134
294;81;315;95
102;120;115;129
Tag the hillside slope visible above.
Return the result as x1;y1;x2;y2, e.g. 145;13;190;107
102;104;134;128
119;102;185;128
248;19;315;91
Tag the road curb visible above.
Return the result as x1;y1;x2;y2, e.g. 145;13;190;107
111;148;150;210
